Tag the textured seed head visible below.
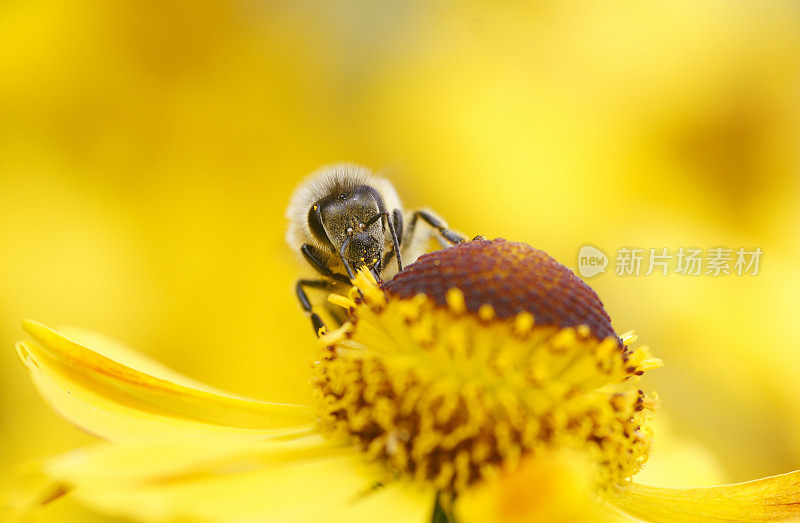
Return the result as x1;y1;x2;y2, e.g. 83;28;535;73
382;238;621;347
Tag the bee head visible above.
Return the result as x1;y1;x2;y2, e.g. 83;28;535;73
309;185;386;270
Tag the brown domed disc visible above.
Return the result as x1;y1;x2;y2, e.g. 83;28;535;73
382;238;621;346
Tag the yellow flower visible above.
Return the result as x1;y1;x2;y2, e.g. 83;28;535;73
454;451;610;523
7;238;800;522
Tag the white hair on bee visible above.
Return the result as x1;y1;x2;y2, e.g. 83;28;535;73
285;163;402;262
288;163;468;335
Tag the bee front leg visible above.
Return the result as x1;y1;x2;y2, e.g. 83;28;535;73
338;238;356;281
300;244;351;284
298;244;353;336
365;210;404;273
379;209;405;275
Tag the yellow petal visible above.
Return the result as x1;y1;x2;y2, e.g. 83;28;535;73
55;326;258;396
17;340;313;442
19;320;313;435
47;436;435;523
0;472;69;519
632;414;728;488
606;471;800;522
455;451;620;523
47;434;338;485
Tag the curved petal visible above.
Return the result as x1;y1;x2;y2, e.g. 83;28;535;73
455;451;623;523
19;320;313;436
17;341;313;442
632;415;728;488
606;471;800;522
46;436;435;523
55;326;261;396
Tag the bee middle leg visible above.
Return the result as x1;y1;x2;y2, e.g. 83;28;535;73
407;210;467;246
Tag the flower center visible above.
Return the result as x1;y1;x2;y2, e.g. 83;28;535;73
311;239;661;494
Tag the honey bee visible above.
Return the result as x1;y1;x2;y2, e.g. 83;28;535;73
286;164;466;334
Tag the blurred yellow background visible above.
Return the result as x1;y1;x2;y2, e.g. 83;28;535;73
2;0;799;512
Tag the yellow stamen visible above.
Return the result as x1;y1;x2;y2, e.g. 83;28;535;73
446;288;466;315
313;272;659;494
478;304;495;322
328;294;357;311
